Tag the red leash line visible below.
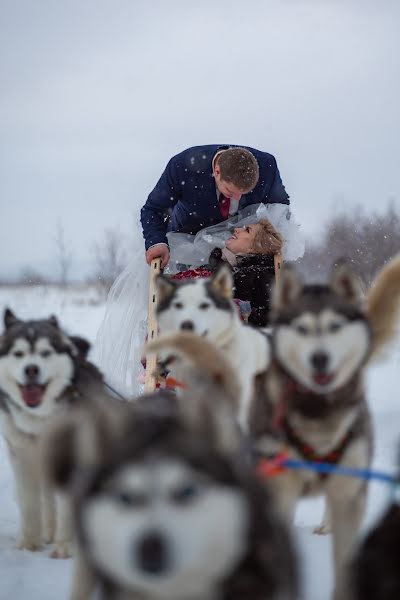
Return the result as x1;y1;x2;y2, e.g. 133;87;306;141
256;452;290;478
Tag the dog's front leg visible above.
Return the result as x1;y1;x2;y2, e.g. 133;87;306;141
237;380;255;433
10;449;42;550
41;480;56;543
328;484;366;600
51;492;73;558
269;471;304;524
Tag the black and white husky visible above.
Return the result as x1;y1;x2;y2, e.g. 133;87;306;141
45;332;298;600
0;308;104;557
155;266;270;430
251;256;400;600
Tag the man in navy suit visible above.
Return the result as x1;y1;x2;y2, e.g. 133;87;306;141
141;144;289;267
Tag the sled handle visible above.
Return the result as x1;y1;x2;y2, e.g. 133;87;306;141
274;253;283;282
144;258;161;392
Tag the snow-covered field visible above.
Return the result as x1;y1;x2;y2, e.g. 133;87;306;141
0;285;398;600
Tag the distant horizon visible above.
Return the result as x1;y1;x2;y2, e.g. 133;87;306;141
1;196;398;282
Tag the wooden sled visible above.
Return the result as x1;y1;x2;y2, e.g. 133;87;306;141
144;257;162;392
144;253;284;392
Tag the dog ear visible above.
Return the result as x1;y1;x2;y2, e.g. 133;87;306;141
4;308;19;329
182;394;241;457
271;266;302;311
70;336;91;359
48;315;60;328
210;265;234;300
331;260;364;305
44;402;125;491
156;274;177;304
145;332;241;455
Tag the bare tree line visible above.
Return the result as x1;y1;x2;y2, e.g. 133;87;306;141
296;203;400;285
4;225;131;292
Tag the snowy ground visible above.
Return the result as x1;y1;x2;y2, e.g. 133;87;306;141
0;285;399;600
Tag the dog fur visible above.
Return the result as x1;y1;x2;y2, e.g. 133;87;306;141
250;255;400;600
0;308;105;557
45;332;298;600
350;499;400;600
155;266;271;430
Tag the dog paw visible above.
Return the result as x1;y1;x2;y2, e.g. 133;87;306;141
313;523;331;535
50;541;73;559
42;530;55;544
42;525;56;544
16;537;43;551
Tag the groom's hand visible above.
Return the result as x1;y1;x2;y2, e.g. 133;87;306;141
145;243;170;268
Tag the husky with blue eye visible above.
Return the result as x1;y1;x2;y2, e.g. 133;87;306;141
0;308;105;557
250;256;400;600
155;265;271;431
45;333;298;600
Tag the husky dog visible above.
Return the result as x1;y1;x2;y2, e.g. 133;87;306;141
251;255;400;600
45;332;298;600
0;308;104;557
155;266;270;430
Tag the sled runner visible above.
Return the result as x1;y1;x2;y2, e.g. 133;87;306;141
144;253;283;392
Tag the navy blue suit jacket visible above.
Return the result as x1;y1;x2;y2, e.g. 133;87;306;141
141;144;290;250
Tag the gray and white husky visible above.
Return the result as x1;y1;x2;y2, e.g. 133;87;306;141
0;308;104;557
155;266;270;430
45;332;298;600
251;256;400;600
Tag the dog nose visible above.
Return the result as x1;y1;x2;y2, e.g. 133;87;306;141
136;531;168;574
180;320;194;331
311;352;329;372
24;364;39;381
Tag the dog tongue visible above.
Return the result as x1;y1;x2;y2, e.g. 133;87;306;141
314;373;334;386
21;385;43;407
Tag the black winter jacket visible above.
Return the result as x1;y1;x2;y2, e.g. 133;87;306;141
208;249;275;327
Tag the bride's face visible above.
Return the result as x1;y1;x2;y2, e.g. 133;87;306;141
225;224;259;255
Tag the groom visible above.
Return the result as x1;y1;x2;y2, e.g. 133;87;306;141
141;144;290;267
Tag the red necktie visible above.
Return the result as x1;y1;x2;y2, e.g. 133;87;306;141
219;194;230;220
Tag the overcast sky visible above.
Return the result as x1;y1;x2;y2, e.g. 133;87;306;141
1;0;399;278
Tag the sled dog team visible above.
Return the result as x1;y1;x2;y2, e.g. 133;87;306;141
0;257;400;600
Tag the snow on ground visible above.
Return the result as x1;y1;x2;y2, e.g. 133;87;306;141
0;285;399;600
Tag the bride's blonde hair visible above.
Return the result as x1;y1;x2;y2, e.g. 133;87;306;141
252;219;283;255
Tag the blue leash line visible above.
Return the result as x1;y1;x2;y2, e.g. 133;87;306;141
282;458;397;485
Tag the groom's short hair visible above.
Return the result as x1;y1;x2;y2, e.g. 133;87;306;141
217;148;259;192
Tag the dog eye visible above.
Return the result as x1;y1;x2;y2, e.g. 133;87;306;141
40;350;51;358
13;351;24;358
115;491;148;508
199;302;210;310
171;482;201;505
328;322;342;333
174;302;183;309
296;325;309;335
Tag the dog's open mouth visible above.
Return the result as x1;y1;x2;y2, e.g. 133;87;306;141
313;373;335;386
18;384;47;408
